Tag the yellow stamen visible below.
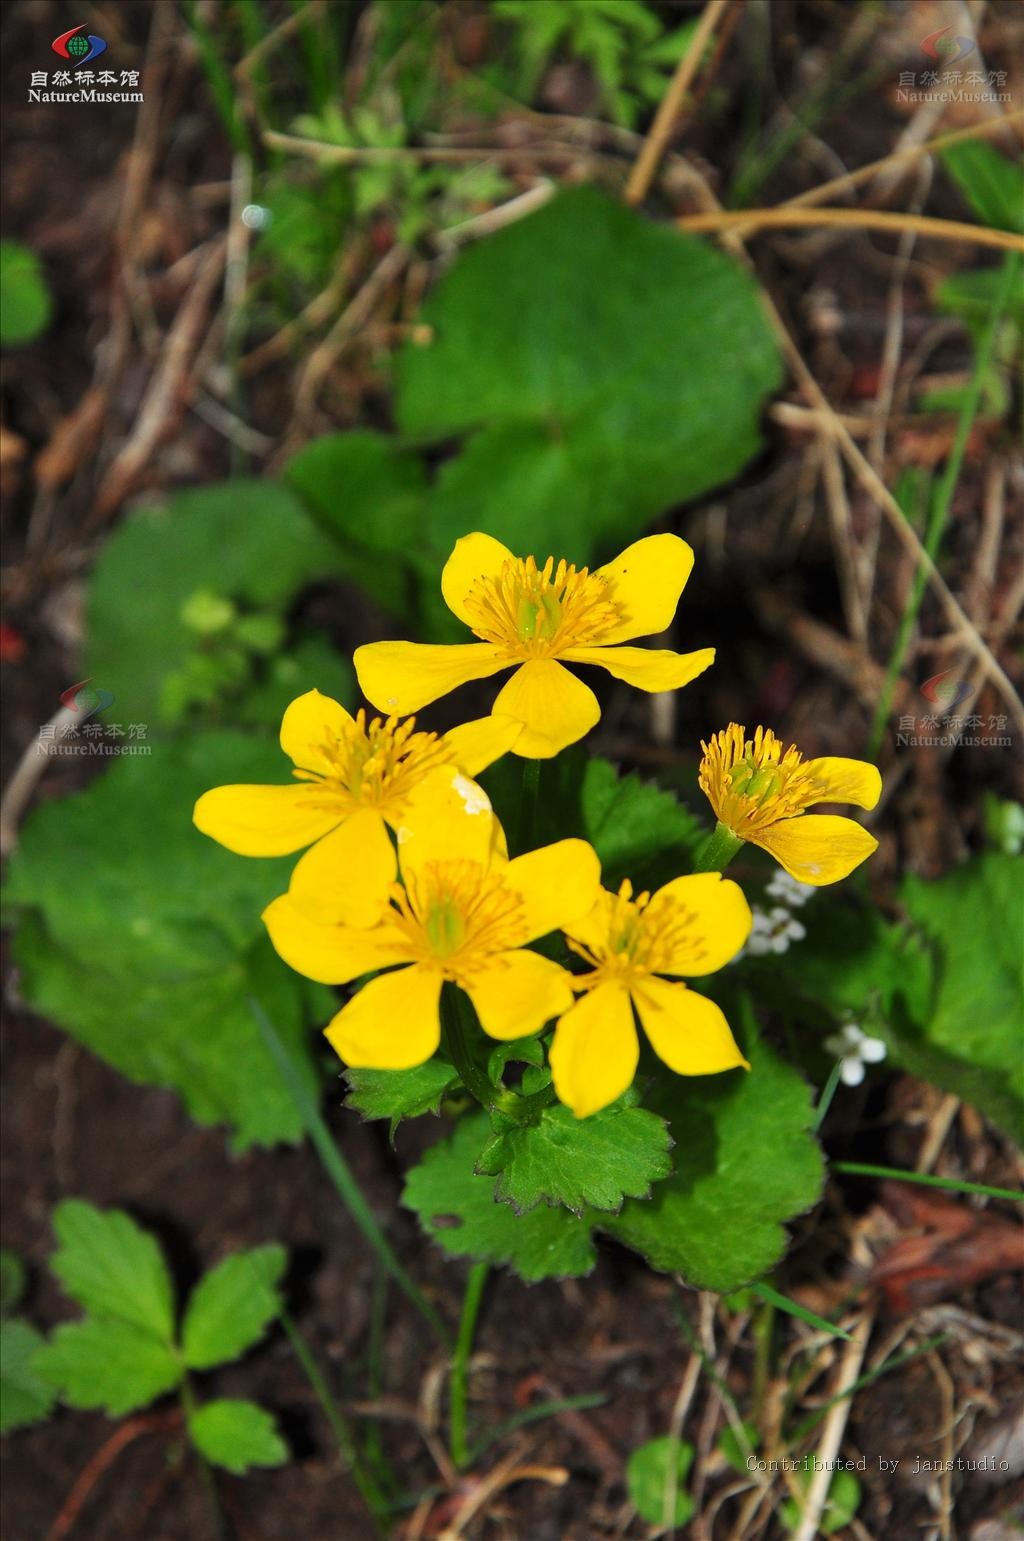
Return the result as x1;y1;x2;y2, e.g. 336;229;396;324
569;880;709;987
388;860;527;981
463;555;625;659
292;710;454;817
698;725;826;836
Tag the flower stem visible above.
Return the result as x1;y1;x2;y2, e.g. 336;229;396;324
249;999;451;1348
440;986;553;1125
449;1262;489;1470
518;756;542;855
693;821;745;873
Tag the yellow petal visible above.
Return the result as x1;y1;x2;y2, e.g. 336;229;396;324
806;757;883;811
354;641;510;716
395;765;496;880
262;894;411;984
549;982;639;1119
594;534;695;643
280;689;353;775
562;888;617;955
193;783;343;856
647;873;752;976
562;644;715;693
288;807;397;927
490;660;600;758
504;839;602;942
325;964;443;1069
754;813;879;885
442;713;522;776
440;532;515;627
633;976;749;1076
465;950;575;1041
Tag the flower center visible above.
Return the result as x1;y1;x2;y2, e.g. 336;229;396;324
389;860;527;980
295;710;454;817
570;880;708;986
463;555;625;659
698;724;825;835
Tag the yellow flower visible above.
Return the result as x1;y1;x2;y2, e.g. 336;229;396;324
550;875;752;1119
263;767;602;1071
193;689;518;925
699;724;882;885
354;532;715;758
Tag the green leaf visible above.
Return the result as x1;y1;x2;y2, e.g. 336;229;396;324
188;1398;288;1475
0;241;53;346
476;1092;673;1215
781;1468;861;1534
85;481;342;725
0;1251;27;1316
896;854;1024;1142
626;1435;695;1526
403;1113;598;1282
942;142;1024;233
717;1420;759;1473
3;733;324;1149
33;1318;182;1416
0;1321;57;1432
285;430;428;620
50;1201;175;1342
603;1007;825;1293
346;1058;460;1138
394;186;782;563
579;757;705;889
791;859;1023;1143
182;1245;286;1370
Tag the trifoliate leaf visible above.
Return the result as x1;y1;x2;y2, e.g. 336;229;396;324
182;1245;286;1371
395;186;782;565
0;1321;57;1432
627;1436;695;1527
0;1251;27;1316
188;1399;288;1475
603;1005;824;1293
3;733;324;1149
403;1113;598;1282
49;1201;175;1342
33;1319;182;1416
346;1058;460;1139
476;1092;673;1215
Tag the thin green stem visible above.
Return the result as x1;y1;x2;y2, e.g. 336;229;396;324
180;1376;226;1541
834;1162;1023;1203
518;757;542;855
812;1059;845;1132
788;1333;950;1444
751;1293;774;1422
440;986;554;1124
868;251;1021;757
249;1000;451;1348
750;1282;853;1341
278;1307;389;1530
449;1262;489;1470
693;821;745;873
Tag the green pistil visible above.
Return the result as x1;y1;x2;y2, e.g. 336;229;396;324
425;898;464;957
516;590;561;642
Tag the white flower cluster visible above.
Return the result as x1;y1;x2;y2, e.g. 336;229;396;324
824;1023;887;1086
736;872;817;959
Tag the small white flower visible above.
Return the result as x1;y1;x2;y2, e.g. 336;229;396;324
744;906;807;957
824;1022;887;1086
766;871;816;908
